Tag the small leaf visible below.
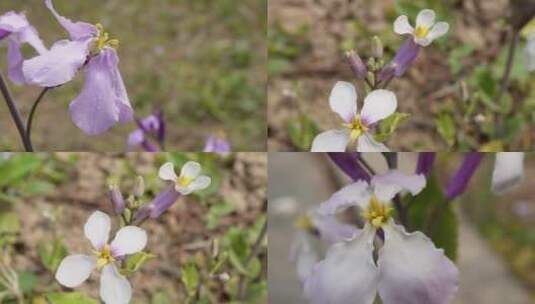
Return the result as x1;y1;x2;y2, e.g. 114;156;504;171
0;212;20;234
204;202;236;230
151;291;172;304
46;292;98;304
38;238;68;273
374;112;410;142
18;271;38;293
181;263;200;297
0;155;41;188
435;113;456;147
125;251;156;274
287;114;319;151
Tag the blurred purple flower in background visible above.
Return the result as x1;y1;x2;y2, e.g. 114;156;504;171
127;111;165;152
203;134;231;155
22;0;133;135
0;11;46;84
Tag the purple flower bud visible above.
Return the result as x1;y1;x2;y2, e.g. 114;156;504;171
415;152;436;176
345;50;368;79
149;185;181;219
445;153;484;200
379;38;420;81
128;110;166;152
109;184;125;215
203;135;231;155
327;152;371;182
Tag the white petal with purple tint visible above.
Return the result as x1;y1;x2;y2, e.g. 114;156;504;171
289;231;319;284
428;22;449;41
100;264;132;304
416;9;436;29
491;152;524;194
110;226;147;257
311;211;360;243
84;210;111;250
394;15;414;35
180;161;202;180
377;221;459;304
159;162;178;182
357;133;389;152
329;81;358;123
311;129;350;152
360;89;397;125
55;254;96;288
372;170;426;201
44;0;97;40
318;180;371;215
303;224;378;304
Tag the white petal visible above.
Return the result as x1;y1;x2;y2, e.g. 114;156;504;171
303;224;378;304
289;231;319;284
180;161;202;179
416;9;436;29
378;222;459;304
188;175;211;192
311;129;350;152
311;211;360;243
110;226;147;256
84;211;111;250
414;36;433;47
55;254;96;288
158;162;177;182
360;89;397;125
329;81;358;123
357;133;390;152
318;180;372;215
393;15;414;35
491;152;524;194
100;264;132;304
428;22;449;41
372;170;426;202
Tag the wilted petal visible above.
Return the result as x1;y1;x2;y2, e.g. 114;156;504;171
180;161;202;179
318;180;371;215
491;152;524;194
311;129;350;152
303;224;378;304
84;211;111;250
44;0;97;40
378;222;459;304
311;211;359;243
360;89;397;125
372;170;426;202
23;39;90;87
159;162;177;181
394;15;414;35
69;49;130;135
100;264;132;304
357;133;389;152
110;226;147;257
416;9;436;29
289;231;319;284
329;81;357;123
428;22;449;41
55;254;96;288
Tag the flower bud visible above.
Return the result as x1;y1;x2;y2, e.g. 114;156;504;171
371;36;383;59
445;153;484;200
379;38;420;81
149;185;182;219
345;50;367;79
109;183;125;215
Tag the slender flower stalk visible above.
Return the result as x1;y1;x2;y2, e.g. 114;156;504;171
0;72;32;151
445;153;484;200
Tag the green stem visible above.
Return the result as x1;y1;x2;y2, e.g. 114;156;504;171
26;88;50;148
237;219;267;300
0;72;32;151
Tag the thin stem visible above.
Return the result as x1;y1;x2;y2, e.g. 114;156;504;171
26;88;49;147
237;219;267;301
0;72;32;151
494;28;519;136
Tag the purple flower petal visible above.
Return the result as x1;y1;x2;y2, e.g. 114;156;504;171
7;39;25;84
445;153;483;200
23;39;91;87
69;48;133;135
327;152;371;182
203;135;231;154
416;152;436;176
311;211;360;244
149;185;181;218
44;0;97;41
127;129;145;151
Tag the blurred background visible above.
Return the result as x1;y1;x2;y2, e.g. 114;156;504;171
0;0;266;151
268;152;535;303
268;0;535;151
0;152;267;303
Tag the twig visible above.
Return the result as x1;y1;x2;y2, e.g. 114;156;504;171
0;72;32;151
237;219;267;301
26;88;50;148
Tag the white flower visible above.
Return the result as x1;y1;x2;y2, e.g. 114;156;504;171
55;211;147;304
158;161;211;195
394;9;449;47
304;170;459;304
311;82;397;152
491;152;524;194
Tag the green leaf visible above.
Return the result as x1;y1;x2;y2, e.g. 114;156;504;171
18;271;38;293
287;114;319;151
46;292;98;304
407;174;458;260
0;212;20;234
205;202;236;230
448;45;475;75
125;251;156;274
0;154;41;188
37;238;68;273
435;113;456;147
151;291;172;304
181;263;200;297
374;112;410;142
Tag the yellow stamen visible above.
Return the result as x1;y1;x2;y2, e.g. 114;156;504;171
361;196;393;228
91;23;120;55
177;175;194;187
343;115;369;142
294;214;313;230
415;26;429;39
95;245;115;269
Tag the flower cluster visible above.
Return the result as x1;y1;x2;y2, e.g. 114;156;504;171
55;161;211;303
311;9;449;152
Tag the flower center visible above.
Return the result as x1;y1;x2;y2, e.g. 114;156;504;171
343;115;368;142
415;26;429;39
91;23;119;54
361;196;393;228
95;244;115;269
177;175;193;187
294;214;313;230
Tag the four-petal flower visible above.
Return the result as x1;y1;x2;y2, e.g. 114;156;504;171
394;9;449;47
